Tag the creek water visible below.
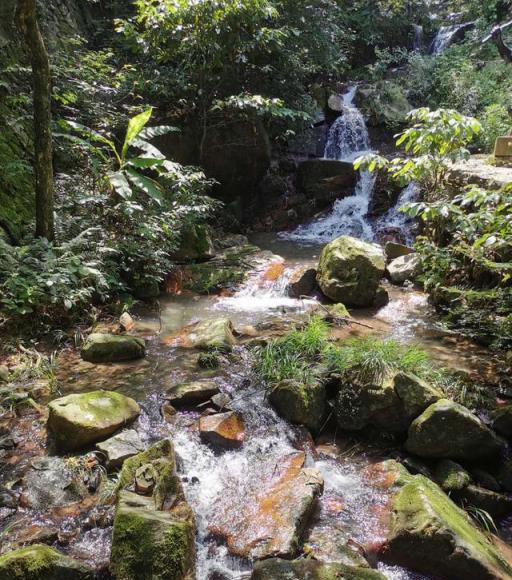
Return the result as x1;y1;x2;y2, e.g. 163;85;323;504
0;87;503;580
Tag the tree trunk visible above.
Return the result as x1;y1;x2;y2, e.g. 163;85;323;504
16;0;55;241
492;27;512;63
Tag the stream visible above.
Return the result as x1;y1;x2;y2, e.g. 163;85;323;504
0;86;506;579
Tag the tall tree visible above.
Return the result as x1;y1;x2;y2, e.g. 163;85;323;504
16;0;54;240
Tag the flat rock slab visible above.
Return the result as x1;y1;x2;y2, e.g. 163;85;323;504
48;391;140;451
210;452;324;559
199;412;245;450
167;318;237;351
166;380;220;407
81;333;145;363
449;155;512;190
96;429;145;470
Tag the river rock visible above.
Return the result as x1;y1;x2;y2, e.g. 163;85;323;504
0;544;93;579
210;453;323;559
316;236;386;307
48;391;140;451
335;372;443;433
434;459;471;492
287;266;317;298
119;312;135;332
111;438;196;580
297;159;357;200
455;484;512;519
181;318;236;351
199;412;245;450
269;379;326;433
493;405;512;438
166;380;219;407
81;333;145;363
405;399;504;461
387;254;421;285
251;558;386;580
381;472;512;579
171;223;215;263
21;456;88;510
385;241;415;261
95;429;145;470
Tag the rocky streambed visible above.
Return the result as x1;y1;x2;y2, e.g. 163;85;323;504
1;234;511;580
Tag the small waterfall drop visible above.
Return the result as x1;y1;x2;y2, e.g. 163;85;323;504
282;86;376;243
375;182;420;245
412;24;424;52
430;22;474;54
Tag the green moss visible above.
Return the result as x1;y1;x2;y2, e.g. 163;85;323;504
0;544;91;580
80;333;146;363
435;459;471;492
111;493;195;580
388;474;512;578
117;438;175;503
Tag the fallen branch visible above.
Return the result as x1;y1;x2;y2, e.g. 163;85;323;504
303;299;374;330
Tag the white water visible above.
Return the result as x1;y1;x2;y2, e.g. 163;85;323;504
375;182;419;244
430;23;470;54
282;86;377;244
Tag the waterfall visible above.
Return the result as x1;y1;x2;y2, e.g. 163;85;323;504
412;24;424;52
375;182;419;245
281;86;376;243
430;22;474;54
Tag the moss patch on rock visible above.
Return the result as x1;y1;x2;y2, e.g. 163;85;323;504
80;333;146;363
0;544;92;580
269;379;326;433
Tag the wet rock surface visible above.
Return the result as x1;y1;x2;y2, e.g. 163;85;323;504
317;235;386;307
199;411;245;450
80;333;146;363
166;380;220;407
95;429;145;470
47;391;140;451
269;379;326;433
251;558;386;579
210;452;323;559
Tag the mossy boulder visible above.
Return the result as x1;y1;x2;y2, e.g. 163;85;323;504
316;236;386;307
382;473;512;579
297;159;357;200
111;438;195;579
269;379;326;433
80;333;145;363
335;372;443;433
455;485;512;519
493;405;512;438
355;81;412;128
111;491;195;580
171;223;215;263
434;459;471;492
0;544;92;580
182;318;236;352
406;399;504;461
251;558;386;580
47;391;140;451
385;241;415;261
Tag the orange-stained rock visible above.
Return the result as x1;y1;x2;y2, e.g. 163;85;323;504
209;451;323;559
199;412;245;450
262;260;285;282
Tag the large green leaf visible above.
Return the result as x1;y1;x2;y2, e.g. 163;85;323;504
127;157;165;169
65;120;119;164
108;171;132;199
125;168;163;204
122;108;153;160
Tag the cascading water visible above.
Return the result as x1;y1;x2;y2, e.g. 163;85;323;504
430;22;474;54
375;182;420;245
282;86;377;243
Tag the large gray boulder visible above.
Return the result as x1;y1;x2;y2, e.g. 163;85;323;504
48;391;140;451
0;544;92;580
180;318;236;352
316;236;386;307
81;333;145;363
406;399;504;460
387;253;421;285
